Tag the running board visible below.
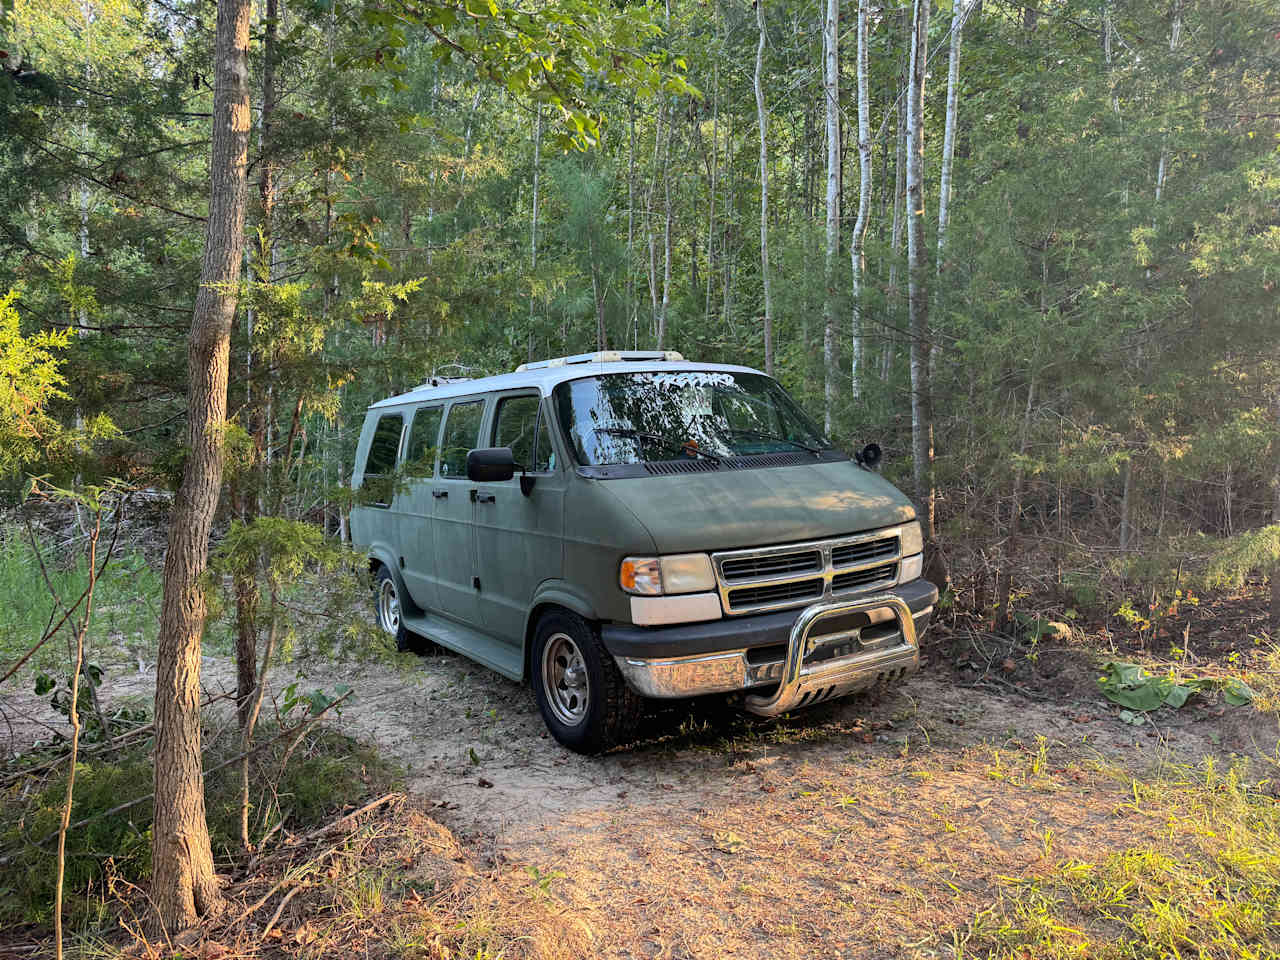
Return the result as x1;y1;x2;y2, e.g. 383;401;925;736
400;611;524;681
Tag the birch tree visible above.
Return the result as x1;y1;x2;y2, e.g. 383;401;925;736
905;0;934;535
754;0;773;375
151;0;251;931
849;0;871;399
936;0;971;271
821;0;839;432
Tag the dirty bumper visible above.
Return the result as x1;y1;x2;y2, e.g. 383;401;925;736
604;578;936;710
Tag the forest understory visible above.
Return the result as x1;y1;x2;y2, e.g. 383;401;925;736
2;506;1278;960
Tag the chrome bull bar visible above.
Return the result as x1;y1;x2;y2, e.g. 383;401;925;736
743;594;919;718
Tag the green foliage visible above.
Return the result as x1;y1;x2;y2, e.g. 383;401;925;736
1203;526;1280;590
209;516;381;661
0;753;153;926
0;287;72;473
1097;661;1254;717
0;524;159;674
0;725;400;926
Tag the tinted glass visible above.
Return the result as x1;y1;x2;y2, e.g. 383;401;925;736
533;413;555;472
364;414;404;475
404;406;443;479
439;400;484;478
553;372;829;466
493;395;554;473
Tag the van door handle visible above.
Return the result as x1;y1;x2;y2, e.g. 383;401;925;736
432;489;448;499
472;491;496;504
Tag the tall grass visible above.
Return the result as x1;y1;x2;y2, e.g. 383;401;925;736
955;759;1280;959
0;525;161;676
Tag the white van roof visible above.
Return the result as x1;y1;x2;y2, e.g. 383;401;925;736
368;353;766;409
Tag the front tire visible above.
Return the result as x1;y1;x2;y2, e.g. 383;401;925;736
373;564;425;654
532;609;642;754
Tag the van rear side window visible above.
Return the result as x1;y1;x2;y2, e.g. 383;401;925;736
362;413;404;507
439;400;484;478
404;406;443;478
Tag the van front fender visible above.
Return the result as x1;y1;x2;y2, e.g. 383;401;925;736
522;581;604;681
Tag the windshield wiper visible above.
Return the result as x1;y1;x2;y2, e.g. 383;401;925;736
595;427;721;461
721;427;824;456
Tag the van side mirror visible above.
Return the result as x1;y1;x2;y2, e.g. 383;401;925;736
467;447;516;483
858;443;882;469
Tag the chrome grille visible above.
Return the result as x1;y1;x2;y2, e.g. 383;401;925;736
831;537;898;568
720;550;822;581
726;578;825;609
712;527;904;615
832;562;898;592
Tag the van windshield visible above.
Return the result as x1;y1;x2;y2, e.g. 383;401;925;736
553;371;831;466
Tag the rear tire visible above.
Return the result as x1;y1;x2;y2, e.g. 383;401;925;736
373;564;427;654
532;609;642;754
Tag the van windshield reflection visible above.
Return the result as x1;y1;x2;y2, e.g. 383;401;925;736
553;371;831;466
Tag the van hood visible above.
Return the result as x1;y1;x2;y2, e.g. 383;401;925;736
596;459;916;554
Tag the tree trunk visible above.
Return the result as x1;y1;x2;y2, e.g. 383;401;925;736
884;25;908;382
152;0;251;932
906;0;934;536
657;117;672;349
849;0;871;401
821;0;840;433
705;59;719;325
937;0;968;272
754;0;774;376
626;104;636;347
1119;455;1134;551
646;104;662;340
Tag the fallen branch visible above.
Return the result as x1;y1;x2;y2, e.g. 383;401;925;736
293;791;402;845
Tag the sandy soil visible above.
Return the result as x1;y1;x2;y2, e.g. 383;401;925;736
5;640;1277;957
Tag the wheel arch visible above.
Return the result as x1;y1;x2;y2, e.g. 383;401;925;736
522;582;601;683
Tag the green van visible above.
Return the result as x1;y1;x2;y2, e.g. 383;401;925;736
350;351;937;752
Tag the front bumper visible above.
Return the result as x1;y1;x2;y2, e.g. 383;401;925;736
603;578;936;707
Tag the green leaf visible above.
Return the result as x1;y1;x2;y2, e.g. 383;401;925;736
1222;677;1255;706
34;673;54;696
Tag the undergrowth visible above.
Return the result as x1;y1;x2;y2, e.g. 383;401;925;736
0;524;160;673
0;719;399;929
953;758;1280;959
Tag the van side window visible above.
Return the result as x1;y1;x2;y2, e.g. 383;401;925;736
493;395;553;473
404;406;443;479
364;414;404;476
362;413;404;506
439;400;484;478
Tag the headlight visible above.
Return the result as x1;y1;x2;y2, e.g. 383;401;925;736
899;553;924;583
900;520;924;556
620;554;716;595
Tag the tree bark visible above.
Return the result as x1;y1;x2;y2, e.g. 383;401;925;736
152;0;251;932
754;0;774;376
657;117;672;349
937;0;968;272
821;0;840;433
906;0;934;536
884;21;908;382
849;0;871;401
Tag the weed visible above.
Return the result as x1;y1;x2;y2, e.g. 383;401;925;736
953;758;1280;958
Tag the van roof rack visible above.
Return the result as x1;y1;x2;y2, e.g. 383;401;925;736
415;375;474;389
515;350;684;373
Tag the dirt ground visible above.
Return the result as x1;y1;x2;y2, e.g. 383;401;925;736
5;637;1278;957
